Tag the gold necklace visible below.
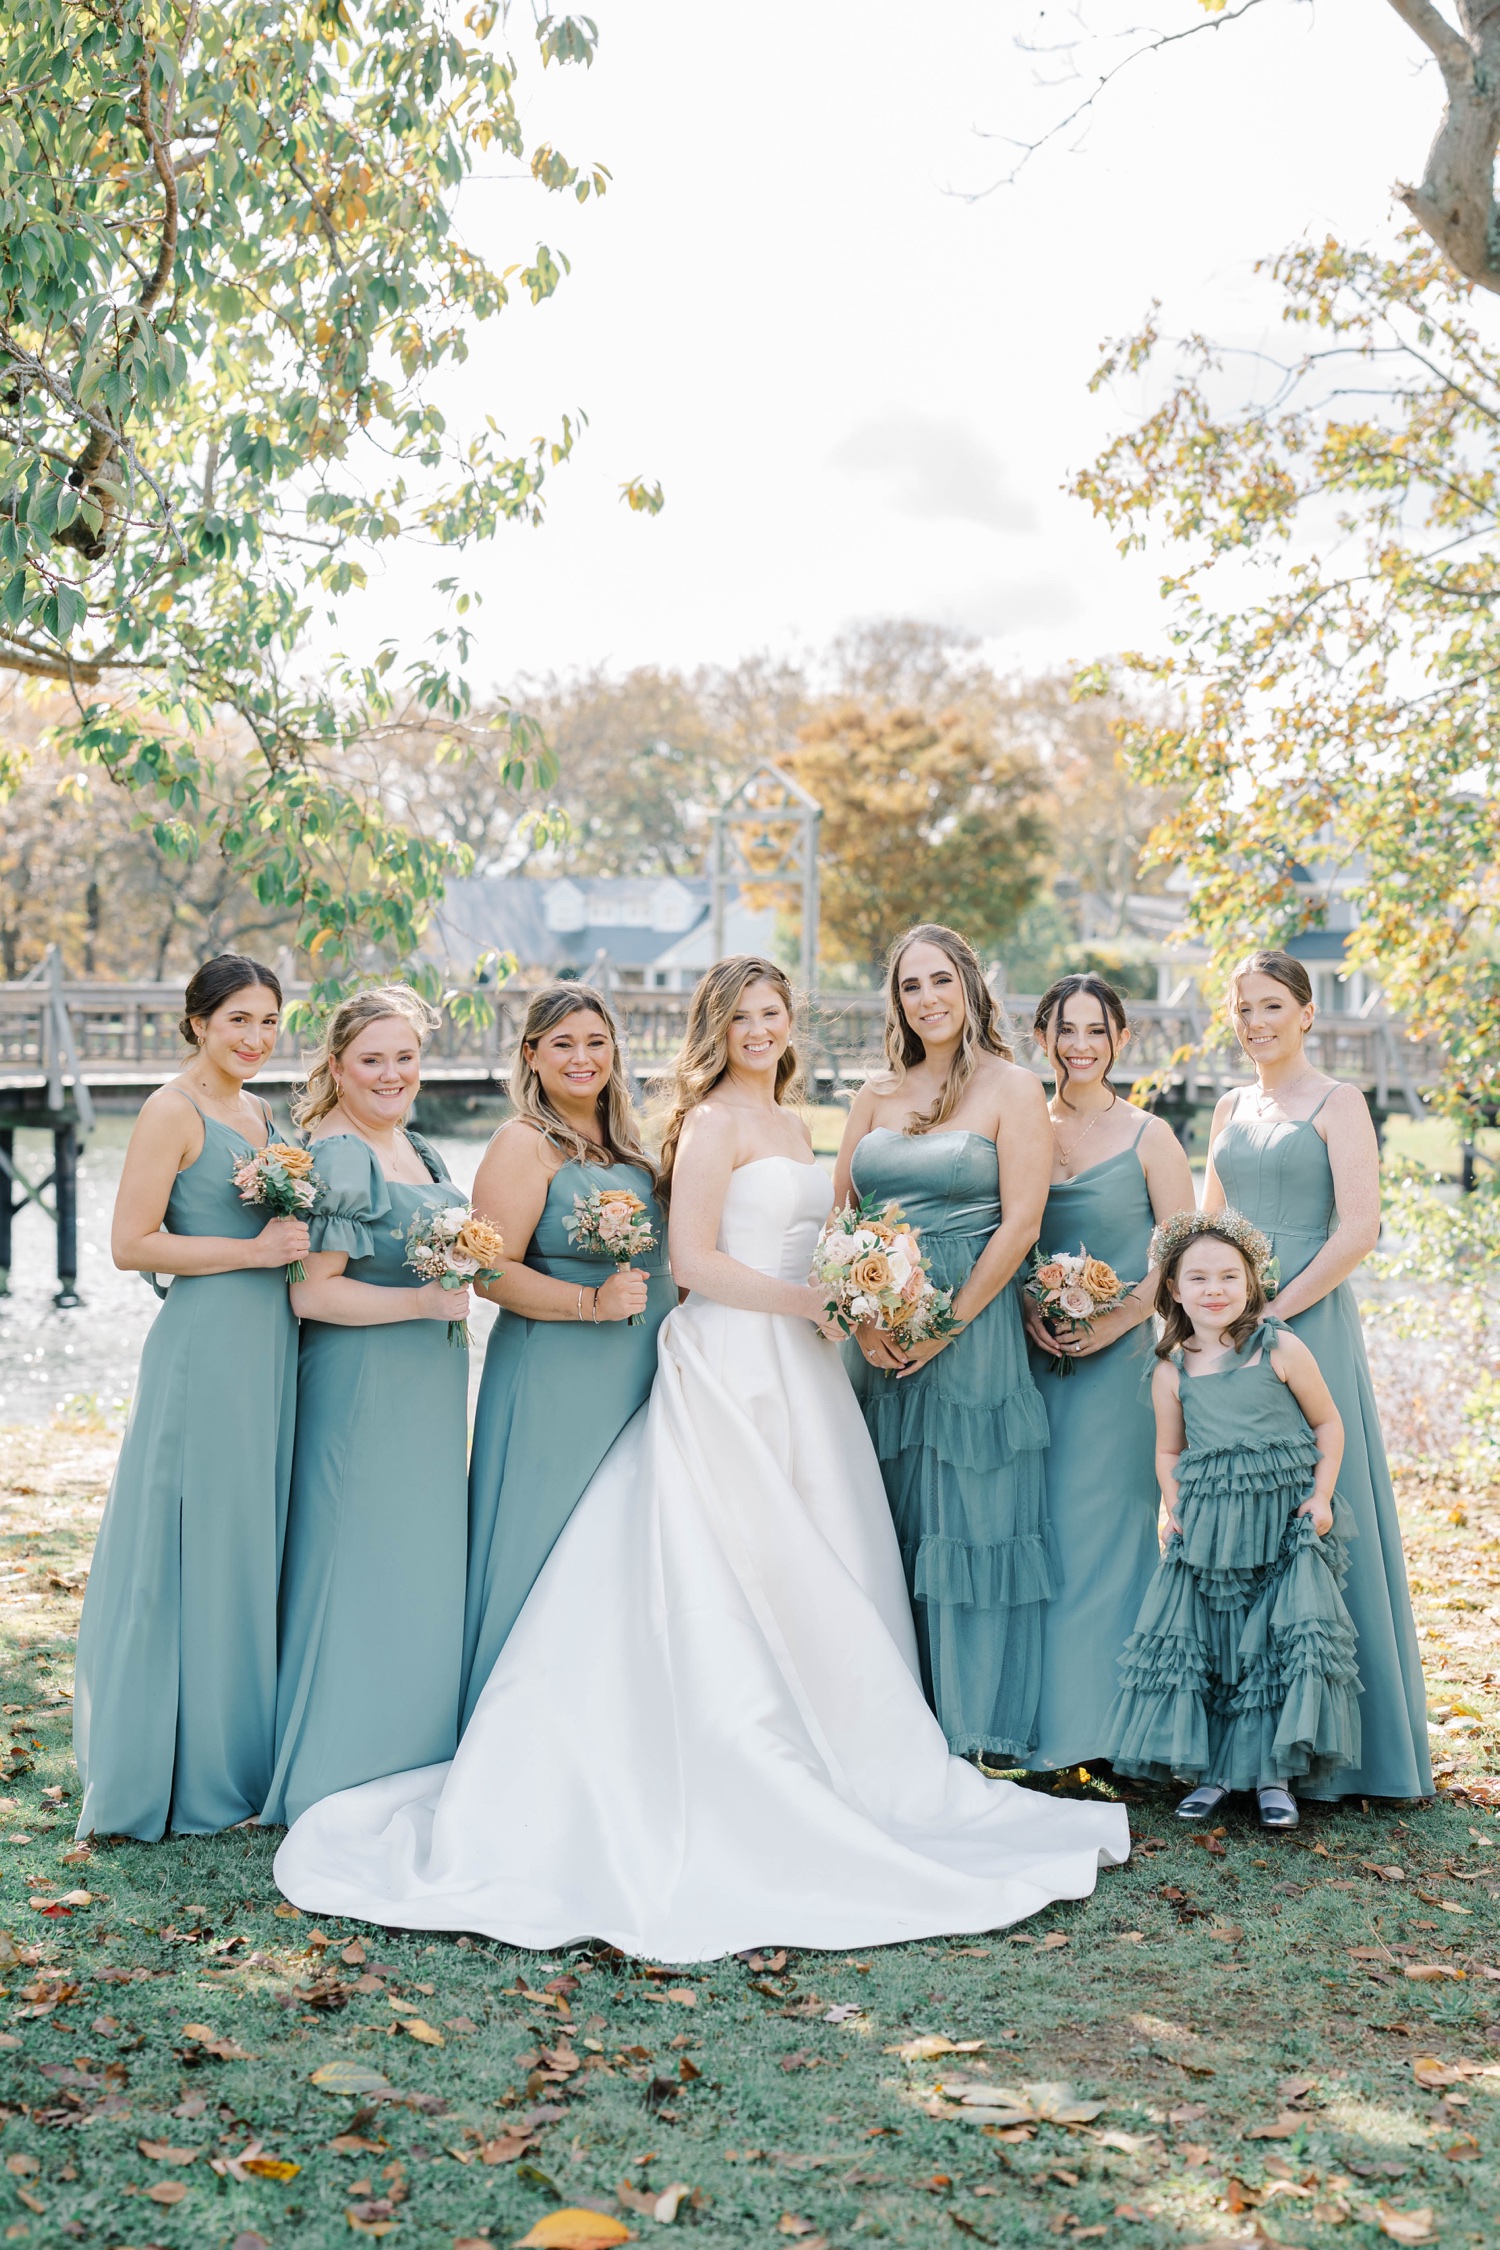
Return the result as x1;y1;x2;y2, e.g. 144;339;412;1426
1049;1093;1117;1176
1253;1067;1317;1117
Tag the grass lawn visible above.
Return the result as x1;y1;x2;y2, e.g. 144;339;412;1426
0;1417;1496;2250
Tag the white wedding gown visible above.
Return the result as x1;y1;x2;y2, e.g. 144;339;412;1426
275;1158;1130;1959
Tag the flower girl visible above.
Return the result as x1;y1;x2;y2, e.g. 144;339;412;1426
1102;1209;1361;1830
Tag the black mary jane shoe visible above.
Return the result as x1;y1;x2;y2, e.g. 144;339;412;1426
1175;1784;1230;1824
1257;1785;1300;1830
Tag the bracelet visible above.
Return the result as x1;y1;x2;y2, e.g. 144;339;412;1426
590;1287;601;1325
576;1285;584;1323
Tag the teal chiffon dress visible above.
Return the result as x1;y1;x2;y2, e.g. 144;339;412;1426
1026;1121;1160;1770
262;1132;469;1828
1213;1093;1431;1799
1103;1319;1361;1791
847;1128;1051;1761
460;1155;674;1727
74;1091;297;1839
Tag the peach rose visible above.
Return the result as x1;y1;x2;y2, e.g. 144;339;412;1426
455;1216;506;1268
851;1252;892;1294
1034;1261;1066;1291
599;1188;645;1213
268;1142;315;1176
1058;1286;1094;1319
1083;1257;1121;1301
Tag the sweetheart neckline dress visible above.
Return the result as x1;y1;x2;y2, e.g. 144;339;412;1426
274;1156;1128;1958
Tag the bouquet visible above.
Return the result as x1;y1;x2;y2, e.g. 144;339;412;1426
231;1142;321;1280
811;1194;959;1344
403;1203;506;1347
563;1186;658;1325
1025;1244;1129;1377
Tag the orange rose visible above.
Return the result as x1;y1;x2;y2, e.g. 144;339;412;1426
455;1217;506;1268
851;1252;892;1293
1083;1257;1121;1301
1034;1261;1066;1291
268;1142;315;1176
598;1188;645;1213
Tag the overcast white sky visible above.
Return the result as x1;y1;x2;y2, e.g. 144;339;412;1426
342;0;1431;692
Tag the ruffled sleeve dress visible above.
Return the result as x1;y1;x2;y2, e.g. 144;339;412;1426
261;1132;469;1827
1102;1320;1361;1791
846;1128;1051;1761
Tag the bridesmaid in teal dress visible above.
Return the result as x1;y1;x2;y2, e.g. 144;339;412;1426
1204;947;1431;1800
460;983;674;1726
836;923;1053;1765
75;956;306;1838
262;987;471;1828
1021;973;1195;1771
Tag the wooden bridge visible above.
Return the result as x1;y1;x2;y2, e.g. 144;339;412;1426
0;960;1442;1301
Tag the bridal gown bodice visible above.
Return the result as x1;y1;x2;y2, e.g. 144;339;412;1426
275;1155;1129;1961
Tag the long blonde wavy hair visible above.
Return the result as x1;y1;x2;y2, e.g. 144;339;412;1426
293;984;442;1130
655;955;801;1198
509;983;652;1172
881;922;1013;1136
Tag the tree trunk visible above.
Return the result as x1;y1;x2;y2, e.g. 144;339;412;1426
1388;0;1500;294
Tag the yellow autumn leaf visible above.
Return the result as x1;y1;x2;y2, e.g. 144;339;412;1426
243;2157;300;2181
515;2213;636;2249
181;2023;215;2040
399;2016;444;2045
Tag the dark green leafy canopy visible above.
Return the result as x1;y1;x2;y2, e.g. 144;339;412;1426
0;1;623;997
1074;237;1500;1112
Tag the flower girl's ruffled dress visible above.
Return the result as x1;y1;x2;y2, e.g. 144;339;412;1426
1103;1319;1361;1790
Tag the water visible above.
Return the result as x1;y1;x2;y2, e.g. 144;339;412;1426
0;1120;498;1425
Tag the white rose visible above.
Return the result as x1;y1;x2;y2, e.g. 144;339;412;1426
821;1234;858;1268
432;1207;466;1239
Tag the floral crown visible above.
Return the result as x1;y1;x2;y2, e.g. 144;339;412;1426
1150;1207;1274;1282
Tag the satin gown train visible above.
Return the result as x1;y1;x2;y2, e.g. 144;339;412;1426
275;1158;1129;1961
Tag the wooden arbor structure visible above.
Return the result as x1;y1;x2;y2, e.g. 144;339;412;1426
708;763;822;989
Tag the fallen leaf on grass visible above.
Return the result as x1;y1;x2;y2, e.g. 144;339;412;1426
138;2141;200;2163
778;2221;818;2239
1366;2204;1437;2245
642;1987;697;2007
397;2016;444;2045
1169;2103;1209;2126
1361;1863;1405;1881
1038;1932;1069;1950
1277;2075;1317;2103
1094;2130;1158;2155
1243;2112;1302;2140
1411;2055;1499;2088
1403;1965;1463;1983
1114;1931;1146;1944
146;2179;190;2204
1176;2143;1213;2166
348;2199;400;2236
823;2003;863;2022
885;2035;983;2061
653;2183;691;2223
311;2062;392;2096
14;2189;44;2215
342;1940;367;1965
243;2156;300;2180
479;2134;535;2165
4;2157;38;2177
516;2216;635;2250
1208;1923;1244;1944
1443;2135;1480;2159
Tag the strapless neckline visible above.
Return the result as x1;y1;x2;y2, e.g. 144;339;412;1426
865;1126;993;1150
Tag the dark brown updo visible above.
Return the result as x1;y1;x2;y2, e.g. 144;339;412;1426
180;955;284;1047
1033;972;1129;1112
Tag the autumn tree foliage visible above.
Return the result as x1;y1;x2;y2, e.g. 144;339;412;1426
0;1;643;1000
1074;237;1500;1107
786;703;1048;975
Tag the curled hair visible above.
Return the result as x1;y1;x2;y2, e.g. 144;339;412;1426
655;955;800;1197
1228;947;1313;1013
293;984;442;1130
881;923;1012;1136
180;954;283;1047
1033;972;1129;1113
1153;1208;1272;1361
509;983;652;1174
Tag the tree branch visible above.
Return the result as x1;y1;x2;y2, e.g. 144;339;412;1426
1386;0;1475;72
1388;0;1500;293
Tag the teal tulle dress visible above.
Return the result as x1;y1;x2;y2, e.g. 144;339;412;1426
74;1091;297;1839
1026;1120;1160;1770
460;1156;674;1728
847;1128;1051;1761
1213;1095;1431;1799
1103;1319;1361;1790
262;1133;469;1828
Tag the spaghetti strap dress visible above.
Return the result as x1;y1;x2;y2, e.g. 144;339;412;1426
262;1132;469;1828
74;1091;297;1839
1103;1319;1361;1790
1026;1118;1160;1770
460;1156;674;1728
1212;1091;1431;1799
847;1128;1051;1762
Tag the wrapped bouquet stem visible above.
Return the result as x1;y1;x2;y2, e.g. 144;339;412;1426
404;1204;506;1347
563;1185;658;1324
231;1141;320;1280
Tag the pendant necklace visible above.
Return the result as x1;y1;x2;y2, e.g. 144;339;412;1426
1050;1093;1116;1177
1253;1066;1317;1119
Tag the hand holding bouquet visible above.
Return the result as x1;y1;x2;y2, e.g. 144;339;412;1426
1025;1244;1129;1377
564;1186;658;1324
231;1142;320;1280
811;1195;958;1344
404;1203;506;1347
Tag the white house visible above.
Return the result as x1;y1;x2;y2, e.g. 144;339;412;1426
425;874;776;990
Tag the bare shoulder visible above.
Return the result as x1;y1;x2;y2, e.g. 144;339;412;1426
134;1084;200;1149
1268;1327;1315;1379
1151;1355;1180;1401
990;1054;1048;1118
487;1116;565;1175
1208;1087;1240;1139
1318;1079;1372;1129
676;1097;740;1158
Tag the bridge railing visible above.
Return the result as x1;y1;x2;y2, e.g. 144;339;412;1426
0;975;1445;1109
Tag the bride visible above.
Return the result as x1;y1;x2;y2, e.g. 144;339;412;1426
275;957;1129;1959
